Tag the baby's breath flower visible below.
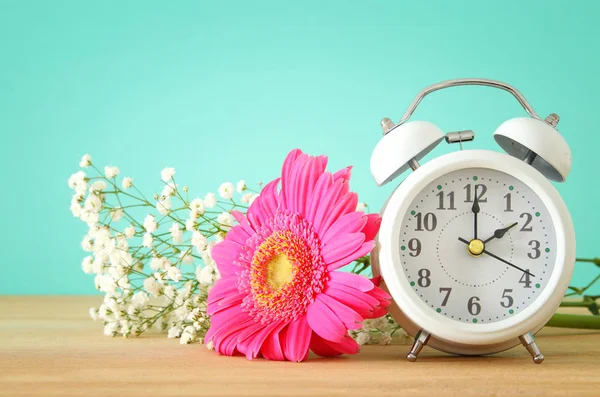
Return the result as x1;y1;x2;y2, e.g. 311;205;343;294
122;177;133;190
217;211;234;231
167;266;182;282
189;198;205;216
104;166;120;179
241;192;253;204
124;225;136;238
81;256;94;274
218;182;234;199
142;233;153;248
143;215;157;233
156;197;172;215
236;180;246;193
356;202;367;212
111;208;124;222
161;167;175;182
204;193;217;208
169;223;183;244
80;154;92;168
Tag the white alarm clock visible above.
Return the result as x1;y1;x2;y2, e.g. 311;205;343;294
370;78;575;363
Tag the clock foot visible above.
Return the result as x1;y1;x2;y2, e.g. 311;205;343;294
519;332;544;364
406;330;431;362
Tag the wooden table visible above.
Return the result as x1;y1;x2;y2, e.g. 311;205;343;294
1;296;599;396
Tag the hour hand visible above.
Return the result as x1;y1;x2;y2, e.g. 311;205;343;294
483;222;518;244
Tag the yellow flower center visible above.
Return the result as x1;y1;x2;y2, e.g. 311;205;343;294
266;253;294;290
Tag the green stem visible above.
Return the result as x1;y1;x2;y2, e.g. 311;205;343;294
546;313;600;329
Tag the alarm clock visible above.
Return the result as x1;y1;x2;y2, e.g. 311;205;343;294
370;78;575;363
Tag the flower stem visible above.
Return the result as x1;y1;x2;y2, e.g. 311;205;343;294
546;313;600;329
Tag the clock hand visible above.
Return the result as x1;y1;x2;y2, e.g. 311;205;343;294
471;185;480;239
458;237;535;277
482;222;519;244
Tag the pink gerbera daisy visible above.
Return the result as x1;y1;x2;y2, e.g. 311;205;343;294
205;149;390;361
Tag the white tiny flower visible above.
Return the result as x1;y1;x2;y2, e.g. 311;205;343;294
124;225;136;238
236;180;246;193
79;154;92;168
104;166;120;178
142;232;153;248
143;214;157;233
150;257;162;271
131;291;149;308
111;208;124;222
70;199;82;217
355;331;371;345
161;183;177;197
241;192;253;204
206;340;214;350
180;252;194;265
68;171;87;194
169;222;183;244
167;266;182;282
156;197;172;215
204;192;217;208
81;235;93;252
356;202;367;212
379;332;392;345
180;326;195;344
161;167;176;182
197;265;215;285
89;180;107;193
122;177;133;190
217;211;234;231
218;182;234;199
191;231;207;251
89;307;99;321
81;256;94;274
143;276;162;297
249;194;259;205
185;218;196;232
189;198;205;216
84;194;102;213
167;325;181;339
104;322;119;337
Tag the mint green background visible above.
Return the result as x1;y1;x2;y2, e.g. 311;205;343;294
1;0;598;294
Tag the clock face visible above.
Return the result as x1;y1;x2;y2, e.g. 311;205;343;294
399;167;557;324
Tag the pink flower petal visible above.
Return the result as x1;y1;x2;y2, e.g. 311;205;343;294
207;277;239;307
260;322;288;361
324;334;361;355
315;192;358;236
284;315;312;362
323;286;376;318
305;171;333;223
312;179;347;233
321;232;365;265
361;213;381;242
281;150;308;209
256;178;280;222
316;294;363;330
306;298;347;343
240;320;283;360
321;212;368;245
211;240;243;276
310;332;344;357
324;282;382;312
333;166;352;182
205;304;246;346
328;271;375;292
326;241;375;271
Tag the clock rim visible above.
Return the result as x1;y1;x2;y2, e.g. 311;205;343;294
375;149;575;347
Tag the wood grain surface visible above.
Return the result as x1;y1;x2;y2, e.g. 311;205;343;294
1;296;599;397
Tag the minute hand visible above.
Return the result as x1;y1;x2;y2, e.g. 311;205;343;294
457;237;535;277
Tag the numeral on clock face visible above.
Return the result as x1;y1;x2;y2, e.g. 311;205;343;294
400;168;556;324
